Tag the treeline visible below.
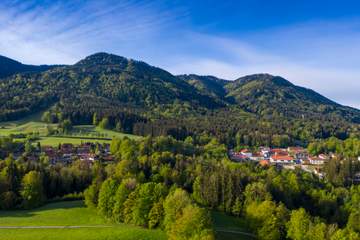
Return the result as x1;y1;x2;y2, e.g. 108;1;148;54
80;135;360;239
308;137;360;157
0;155;92;209
86;180;214;240
307;137;360;186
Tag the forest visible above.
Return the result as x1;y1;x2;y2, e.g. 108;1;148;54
1;135;360;239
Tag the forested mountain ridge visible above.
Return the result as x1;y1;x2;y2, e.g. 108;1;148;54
0;53;359;144
0;53;221;122
179;72;360;122
225;73;360;122
0;55;58;79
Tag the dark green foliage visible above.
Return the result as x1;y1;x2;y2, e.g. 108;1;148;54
0;55;57;79
1;53;359;146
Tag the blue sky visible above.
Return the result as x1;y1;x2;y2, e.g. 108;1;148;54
1;0;360;108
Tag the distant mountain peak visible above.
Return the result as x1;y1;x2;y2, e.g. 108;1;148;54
76;52;128;66
235;73;293;87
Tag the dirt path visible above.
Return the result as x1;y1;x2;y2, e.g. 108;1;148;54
0;225;112;229
215;228;256;238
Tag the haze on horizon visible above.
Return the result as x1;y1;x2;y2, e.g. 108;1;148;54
1;0;359;109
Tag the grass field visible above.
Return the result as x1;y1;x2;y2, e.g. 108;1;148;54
0;200;255;240
0;201;166;240
0;115;141;146
212;211;255;240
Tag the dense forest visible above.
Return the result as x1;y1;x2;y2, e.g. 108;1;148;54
1;135;360;239
0;53;360;146
0;55;57;79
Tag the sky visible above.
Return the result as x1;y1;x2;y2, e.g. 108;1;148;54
1;0;360;109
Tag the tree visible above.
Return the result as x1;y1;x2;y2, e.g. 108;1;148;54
20;171;45;209
98;117;110;129
163;188;192;231
60;119;72;134
245;200;288;240
41;111;52;123
148;200;164;229
115;121;123;132
131;182;167;227
112;179;136;223
232;197;242;217
331;228;360;240
3;155;20;193
24;141;34;154
168;204;215;240
93;113;99;125
0;191;18;209
84;183;99;208
97;178;118;218
244;182;272;205
347;210;360;232
286;208;311;240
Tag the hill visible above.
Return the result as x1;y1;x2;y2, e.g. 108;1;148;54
0;53;359;145
225;74;360;122
0;55;57;79
0;53;221;122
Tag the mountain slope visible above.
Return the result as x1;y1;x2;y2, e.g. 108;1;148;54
0;53;359;143
178;74;228;99
0;53;359;124
0;53;220;121
0;55;57;79
224;73;360;122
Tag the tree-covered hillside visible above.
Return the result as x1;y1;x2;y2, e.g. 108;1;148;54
0;55;57;79
225;74;360;122
0;53;359;145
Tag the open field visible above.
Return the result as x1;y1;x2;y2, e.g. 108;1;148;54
0;115;141;146
212;211;255;240
0;201;166;240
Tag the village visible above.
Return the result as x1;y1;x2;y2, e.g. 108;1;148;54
22;142;115;165
229;146;360;181
16;140;360;183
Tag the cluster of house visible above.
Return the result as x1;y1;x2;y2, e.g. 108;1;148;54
42;143;114;165
229;146;329;166
230;147;360;180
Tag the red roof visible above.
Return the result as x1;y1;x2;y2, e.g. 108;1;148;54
271;155;294;161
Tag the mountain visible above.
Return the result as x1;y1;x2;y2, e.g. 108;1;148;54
0;52;359;143
224;73;360;122
0;55;58;79
0;53;220;121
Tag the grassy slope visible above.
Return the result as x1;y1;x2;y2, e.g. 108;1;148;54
0;201;166;240
212;211;255;240
0;115;141;146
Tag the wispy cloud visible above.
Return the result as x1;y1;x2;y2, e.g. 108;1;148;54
0;0;186;64
164;21;360;109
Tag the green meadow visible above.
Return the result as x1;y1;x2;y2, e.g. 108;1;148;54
0;112;140;146
0;201;255;240
0;201;166;240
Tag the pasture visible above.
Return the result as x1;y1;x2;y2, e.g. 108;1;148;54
0;201;166;240
0;116;141;146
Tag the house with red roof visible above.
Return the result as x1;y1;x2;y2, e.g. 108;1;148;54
270;155;294;164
